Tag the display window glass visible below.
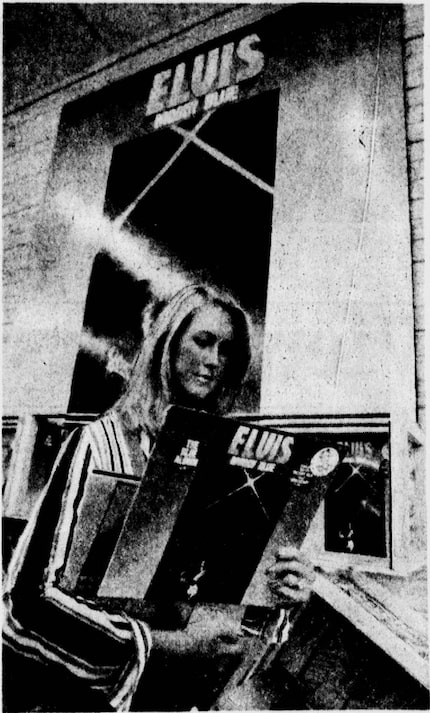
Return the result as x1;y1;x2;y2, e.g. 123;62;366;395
69;89;280;414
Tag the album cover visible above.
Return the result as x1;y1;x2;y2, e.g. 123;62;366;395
98;406;344;611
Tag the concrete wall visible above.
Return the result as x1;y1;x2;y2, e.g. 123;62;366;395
261;7;415;418
3;105;63;411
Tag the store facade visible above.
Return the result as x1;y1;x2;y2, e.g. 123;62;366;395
3;3;427;705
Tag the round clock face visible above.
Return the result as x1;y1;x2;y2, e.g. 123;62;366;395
309;447;340;477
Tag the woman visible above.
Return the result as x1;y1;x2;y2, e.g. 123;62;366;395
3;284;314;712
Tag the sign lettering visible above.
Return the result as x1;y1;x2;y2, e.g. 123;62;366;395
147;33;264;127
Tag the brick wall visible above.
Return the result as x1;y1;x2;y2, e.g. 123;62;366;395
402;4;424;427
3;103;67;412
3;106;60;325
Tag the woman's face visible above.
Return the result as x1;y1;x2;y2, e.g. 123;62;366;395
173;305;234;405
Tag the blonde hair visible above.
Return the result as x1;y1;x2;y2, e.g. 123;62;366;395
115;284;252;436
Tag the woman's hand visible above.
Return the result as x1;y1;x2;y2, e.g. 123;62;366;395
142;606;247;711
152;604;246;660
265;546;315;606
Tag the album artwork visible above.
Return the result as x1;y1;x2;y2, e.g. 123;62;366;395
97;406;344;612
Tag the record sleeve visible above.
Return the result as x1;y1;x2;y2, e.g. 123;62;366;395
97;406;344;613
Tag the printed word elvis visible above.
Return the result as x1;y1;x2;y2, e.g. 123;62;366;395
146;33;264;125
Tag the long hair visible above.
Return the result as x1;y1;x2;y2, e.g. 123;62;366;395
115;284;252;436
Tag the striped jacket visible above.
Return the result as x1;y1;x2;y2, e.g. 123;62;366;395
3;412;152;712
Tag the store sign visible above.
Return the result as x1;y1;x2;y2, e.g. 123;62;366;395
146;33;265;128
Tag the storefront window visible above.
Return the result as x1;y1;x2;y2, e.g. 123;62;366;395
69;89;279;414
